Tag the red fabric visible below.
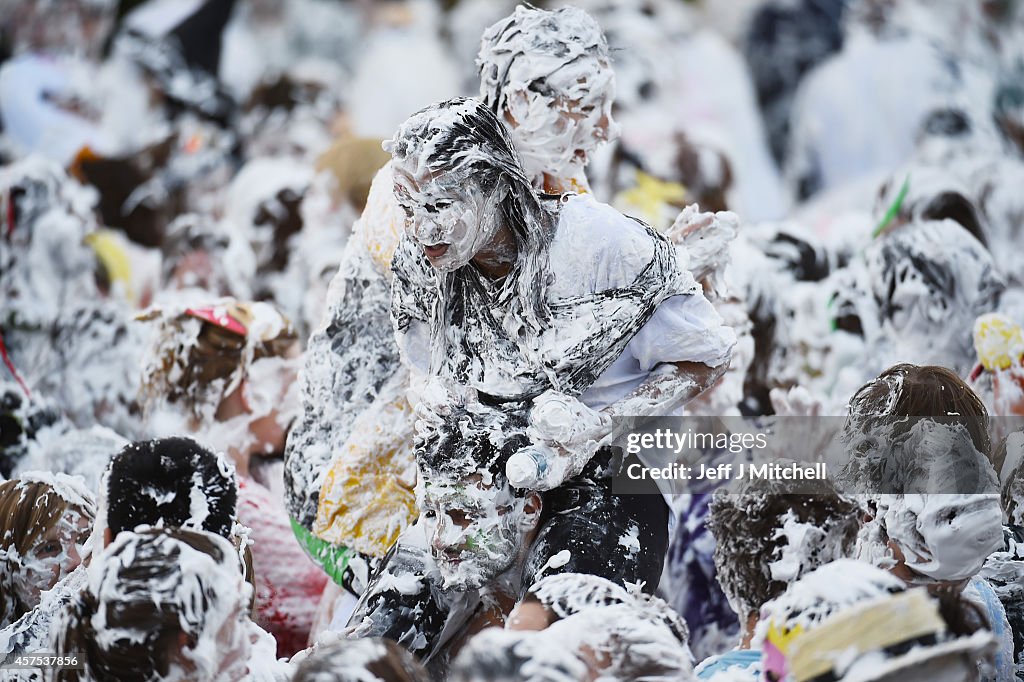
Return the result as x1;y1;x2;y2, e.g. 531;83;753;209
237;476;328;657
185;306;248;336
0;329;32;399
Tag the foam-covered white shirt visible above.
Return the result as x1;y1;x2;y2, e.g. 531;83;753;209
400;194;735;409
547;195;735;409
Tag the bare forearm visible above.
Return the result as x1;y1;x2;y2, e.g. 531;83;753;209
601;360;728;420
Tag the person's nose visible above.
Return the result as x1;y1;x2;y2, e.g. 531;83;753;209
411;215;449;245
431;515;453;552
431;512;471;552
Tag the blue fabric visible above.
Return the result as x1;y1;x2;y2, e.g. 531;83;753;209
966;574;1016;682
665;493;740;659
695;649;761;680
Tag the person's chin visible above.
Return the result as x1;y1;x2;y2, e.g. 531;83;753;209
438;562;485;591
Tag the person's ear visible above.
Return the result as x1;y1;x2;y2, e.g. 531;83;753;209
520;492;542;530
238;378;252;414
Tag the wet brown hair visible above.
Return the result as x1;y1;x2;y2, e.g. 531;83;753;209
0;479;95;627
847;363;991;459
141;306;297;421
707;476;861;621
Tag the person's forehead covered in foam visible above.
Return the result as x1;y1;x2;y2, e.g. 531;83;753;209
385;98;527;271
867;221;1003;338
385;99;517;186
478;5;619;181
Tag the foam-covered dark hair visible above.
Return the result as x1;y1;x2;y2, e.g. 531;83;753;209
0;382;61;478
105;437;237;539
414;403;530;493
52;527;236;682
706;477;860;620
477;5;610;117
387;97;555;332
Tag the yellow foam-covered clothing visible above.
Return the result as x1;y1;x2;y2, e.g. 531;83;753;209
613;170;686;230
84;229;133;301
351;161;407;279
974;313;1024;371
313;372;418;557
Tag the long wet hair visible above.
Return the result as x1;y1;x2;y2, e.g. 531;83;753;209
387;97;556;334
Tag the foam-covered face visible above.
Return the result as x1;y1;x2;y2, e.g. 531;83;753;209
880;493;1002;585
502;55;618;182
419;477;535;590
865;221;1002;349
12;507;90;604
200;596;251;682
161;581;250;682
392;168;502;271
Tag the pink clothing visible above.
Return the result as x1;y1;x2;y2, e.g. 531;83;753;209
238;476;327;657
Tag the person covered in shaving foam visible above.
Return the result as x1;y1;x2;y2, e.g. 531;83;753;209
51;527;290;682
476;5;618;195
345;403;544;667
387;96;733;483
286;6;623;616
450;573;693;682
345;96;734;661
834;363;1015;678
137;301;327;657
0;473;95;664
757;560;997;682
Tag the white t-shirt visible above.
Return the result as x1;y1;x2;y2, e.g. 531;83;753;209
547;195;735;409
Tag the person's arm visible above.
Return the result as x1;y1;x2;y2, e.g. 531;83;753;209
600;360;728;421
508;360;729;490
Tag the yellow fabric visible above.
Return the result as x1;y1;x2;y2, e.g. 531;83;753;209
765;620;806;656
788;589;945;682
974;313;1024;371
313;391;418;557
348;162;407;277
84;230;133;301
614;170;686;228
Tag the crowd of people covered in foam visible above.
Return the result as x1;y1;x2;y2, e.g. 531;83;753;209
2;0;1024;680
